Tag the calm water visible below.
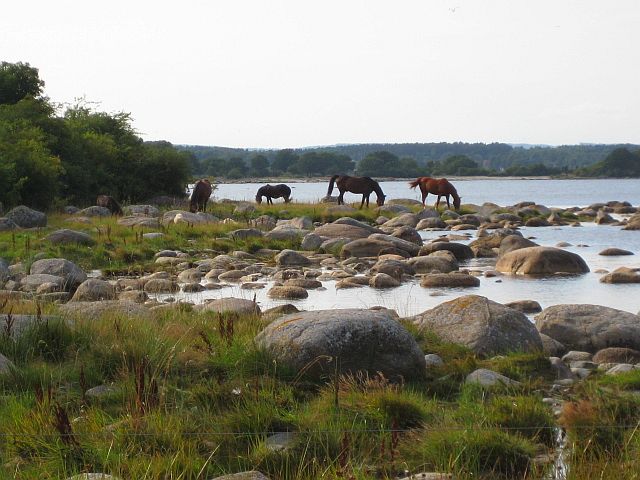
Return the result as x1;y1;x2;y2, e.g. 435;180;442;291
153;221;640;318
212;178;640;208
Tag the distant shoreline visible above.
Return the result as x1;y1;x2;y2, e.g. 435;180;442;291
211;175;557;184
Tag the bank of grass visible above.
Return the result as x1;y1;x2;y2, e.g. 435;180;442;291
3;302;640;478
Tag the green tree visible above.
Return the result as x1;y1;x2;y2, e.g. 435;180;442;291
250;154;269;176
356;151;421;177
0;61;44;105
272;149;299;174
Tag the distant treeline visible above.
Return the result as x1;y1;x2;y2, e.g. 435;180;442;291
0;61;191;210
183;144;640;179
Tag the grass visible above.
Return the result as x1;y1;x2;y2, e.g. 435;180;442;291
0;201;633;478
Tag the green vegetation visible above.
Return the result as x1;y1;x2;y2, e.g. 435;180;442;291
576;147;640;178
0;61;191;210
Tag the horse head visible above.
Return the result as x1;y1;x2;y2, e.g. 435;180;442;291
255;194;263;204
284;196;292;203
189;201;198;213
376;194;386;207
454;196;461;210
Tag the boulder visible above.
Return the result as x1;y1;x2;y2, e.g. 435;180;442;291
123;205;160;216
255;309;426;381
599;248;634;256
30;258;86;289
265;225;306;241
540;334;566;357
406;256;458;274
498;235;538;256
46;229;95;246
465;369;521;387
391;226;423;245
275;249;311;267
419;242;473;260
20;274;64;292
6;206;47;228
383;213;418;228
600;267;640;284
335;276;370;289
420;273;480;288
592;347;640;365
367;233;421;256
230;228;264;240
173;211;219;225
117;215;160;228
233;203;256;215
268;285;309;299
143;279;179;293
277;216;313;230
496;247;589;275
59;301;152;320
71;279;117;302
250;215;277;231
77;206;111;217
504;300;542;314
416;217;447;230
536;304;640;352
301;233;324;250
340;238;395;258
369;273;400;288
283;278;323;289
623;213;640;230
193;297;261;315
370;259;414;279
412;295;543;356
314;219;380;239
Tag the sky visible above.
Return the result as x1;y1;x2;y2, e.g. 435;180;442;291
3;0;640;148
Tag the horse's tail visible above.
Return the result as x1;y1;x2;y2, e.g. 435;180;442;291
408;178;422;189
327;175;340;196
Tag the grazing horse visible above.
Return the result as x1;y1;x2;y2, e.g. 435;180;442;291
408;177;461;210
96;195;123;216
189;179;213;213
327;175;385;208
255;184;292;205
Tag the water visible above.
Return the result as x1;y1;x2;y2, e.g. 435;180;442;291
165;179;640;317
213;178;640;208
152;221;640;318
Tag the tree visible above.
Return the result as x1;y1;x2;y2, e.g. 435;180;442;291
272;149;299;174
356;151;421;177
579;148;640;177
250;154;269;176
0;62;44;105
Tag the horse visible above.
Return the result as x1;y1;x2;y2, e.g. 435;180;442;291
189;179;213;213
408;177;461;210
327;175;385;208
96;195;123;216
255;184;292;205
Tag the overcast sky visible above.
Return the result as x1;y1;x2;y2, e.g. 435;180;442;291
3;1;639;148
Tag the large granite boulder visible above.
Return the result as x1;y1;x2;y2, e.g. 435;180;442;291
411;295;543;356
46;229;95;246
77;206;111;217
340;238;396;258
29;258;86;289
406;255;458;274
193;297;261;315
58;301;152;320
498;235;538;256
314;219;380;240
255;309;426;381
536;304;640;352
6;206;47;228
419;272;480;288
275;249;311;267
419;242;474;260
496;247;589;274
71;279;117;302
367;233;421;256
600;267;640;284
123;205;160;216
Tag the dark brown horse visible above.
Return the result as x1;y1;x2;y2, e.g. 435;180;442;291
96;195;123;216
189;179;212;213
409;177;461;210
327;175;385;208
256;184;292;205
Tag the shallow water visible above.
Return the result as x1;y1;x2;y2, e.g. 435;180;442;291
213;178;640;208
152;222;640;318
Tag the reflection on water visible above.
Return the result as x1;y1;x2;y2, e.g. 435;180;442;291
151;224;640;318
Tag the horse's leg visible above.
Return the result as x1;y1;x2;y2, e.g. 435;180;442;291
422;191;428;207
445;195;451;209
366;194;370;208
359;195;366;209
268;196;273;205
338;191;344;205
435;196;441;210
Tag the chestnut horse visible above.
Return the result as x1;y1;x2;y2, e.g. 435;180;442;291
409;177;461;210
189;179;212;213
96;195;123;216
327;175;385;208
256;184;292;205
